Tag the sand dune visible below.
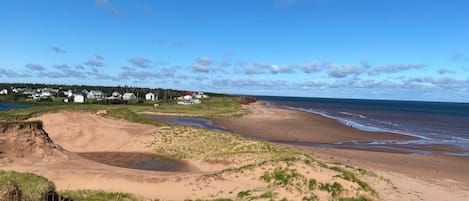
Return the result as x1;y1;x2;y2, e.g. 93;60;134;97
1;110;379;200
1;108;467;200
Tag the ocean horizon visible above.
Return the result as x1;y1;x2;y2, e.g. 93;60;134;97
256;95;469;153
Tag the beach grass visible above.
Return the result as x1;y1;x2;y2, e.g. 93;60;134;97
0;170;55;201
151;126;298;162
60;190;141;201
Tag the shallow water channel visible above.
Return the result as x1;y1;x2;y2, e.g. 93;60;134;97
79;152;186;172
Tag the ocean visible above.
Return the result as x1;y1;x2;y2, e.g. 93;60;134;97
257;96;469;154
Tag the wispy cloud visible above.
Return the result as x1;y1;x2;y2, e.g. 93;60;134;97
0;68;30;78
95;54;104;60
368;64;425;75
50;46;66;53
84;58;104;67
453;52;469;62
192;56;226;73
302;61;322;73
25;63;45;71
119;68;175;80
244;66;265;75
437;68;455;75
328;64;364;78
95;0;124;17
129;57;152;68
253;62;295;74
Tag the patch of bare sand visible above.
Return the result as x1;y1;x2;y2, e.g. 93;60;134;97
29;111;158;153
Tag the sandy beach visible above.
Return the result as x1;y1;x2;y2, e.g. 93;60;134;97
212;102;417;144
213;102;469;200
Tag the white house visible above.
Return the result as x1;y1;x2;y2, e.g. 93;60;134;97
145;92;157;101
177;95;201;105
74;94;85;103
123;93;137;101
106;92;122;100
63;89;73;97
87;90;104;100
195;92;209;99
0;89;8;95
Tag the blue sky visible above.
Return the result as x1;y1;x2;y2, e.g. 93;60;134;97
1;0;469;102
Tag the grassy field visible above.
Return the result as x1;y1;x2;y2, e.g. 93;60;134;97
0;97;248;121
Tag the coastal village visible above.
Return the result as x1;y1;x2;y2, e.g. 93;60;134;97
0;86;209;105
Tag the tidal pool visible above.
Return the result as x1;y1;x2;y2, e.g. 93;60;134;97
79;152;186;172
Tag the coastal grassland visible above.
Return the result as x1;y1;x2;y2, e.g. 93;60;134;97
0;170;55;201
59;190;141;201
150;126;379;200
0;170;141;201
150;126;298;163
141;96;250;117
0;97;247;122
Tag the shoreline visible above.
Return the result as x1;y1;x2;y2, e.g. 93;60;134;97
213;101;418;144
212;102;469;189
213;101;469;154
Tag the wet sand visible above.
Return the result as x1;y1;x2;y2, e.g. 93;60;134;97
213;102;469;190
212;102;417;144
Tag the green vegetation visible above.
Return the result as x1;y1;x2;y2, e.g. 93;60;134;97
318;182;343;197
152;126;297;161
260;167;302;186
145;96;249;117
331;166;375;195
60;190;140;201
338;197;372;201
302;194;319;201
0;97;247;122
0;170;55;201
308;179;317;190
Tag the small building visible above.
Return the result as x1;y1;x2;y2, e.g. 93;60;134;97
74;94;85;103
106;92;122;100
123;93;137;101
195;92;209;99
177;95;201;105
0;89;8;95
87;90;104;100
63;89;73;97
145;92;157;101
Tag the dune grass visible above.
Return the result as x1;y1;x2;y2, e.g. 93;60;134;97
0;170;55;201
151;126;298;162
60;190;141;201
